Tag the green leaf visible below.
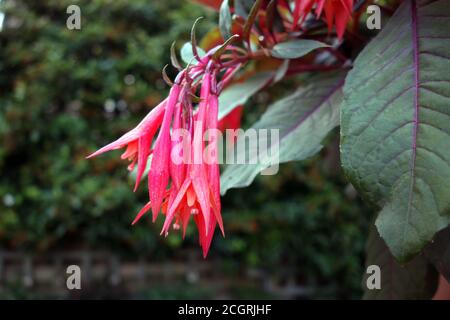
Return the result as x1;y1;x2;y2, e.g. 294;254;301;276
219;0;232;40
270;39;329;59
425;226;450;282
341;0;450;262
218;71;273;119
180;42;206;65
273;59;289;83
221;72;345;194
234;0;252;18
363;224;439;300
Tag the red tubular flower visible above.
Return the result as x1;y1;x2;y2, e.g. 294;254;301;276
148;82;182;221
89;49;232;257
293;0;353;39
87;99;166;188
206;87;221;219
170;99;187;191
161;70;224;257
88;1;353;258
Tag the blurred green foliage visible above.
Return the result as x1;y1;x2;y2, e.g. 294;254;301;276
0;0;372;299
0;0;215;253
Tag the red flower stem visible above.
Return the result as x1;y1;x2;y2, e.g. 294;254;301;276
325;47;348;63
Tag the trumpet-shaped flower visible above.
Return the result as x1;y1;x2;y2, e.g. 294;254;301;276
89;55;228;257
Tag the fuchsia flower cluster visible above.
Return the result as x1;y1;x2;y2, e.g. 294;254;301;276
89;0;358;257
88;50;242;257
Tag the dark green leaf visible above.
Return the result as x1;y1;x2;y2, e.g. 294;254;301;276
219;0;232;40
273;59;289;83
221;72;345;194
218;71;273;119
363;224;438;299
180;42;206;64
341;0;450;262
270;39;329;59
234;0;252;18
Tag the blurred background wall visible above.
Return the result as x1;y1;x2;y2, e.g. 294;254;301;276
0;0;373;299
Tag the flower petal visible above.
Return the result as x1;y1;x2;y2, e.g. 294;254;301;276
149;85;181;220
131;201;152;225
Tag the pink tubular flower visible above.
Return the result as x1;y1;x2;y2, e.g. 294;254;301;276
161;70;224;257
87;99;166;190
206;80;221;225
148;82;182;222
293;0;354;39
88;47;237;257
